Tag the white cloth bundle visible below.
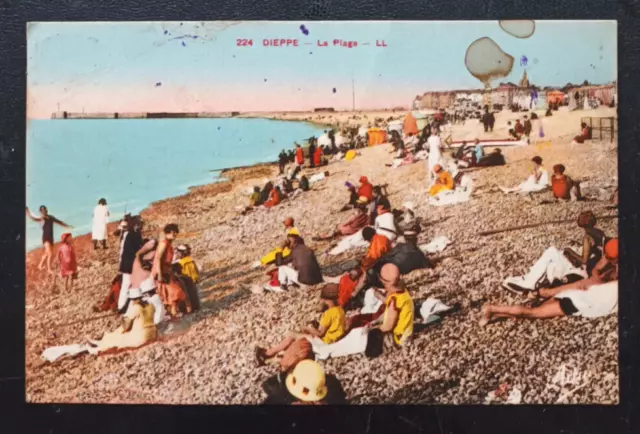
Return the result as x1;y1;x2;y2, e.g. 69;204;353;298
312;327;369;360
419;236;452;254
42;344;90;363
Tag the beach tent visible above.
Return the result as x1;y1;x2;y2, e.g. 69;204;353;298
368;128;387;146
403;113;419;136
317;133;331;147
414;113;429;132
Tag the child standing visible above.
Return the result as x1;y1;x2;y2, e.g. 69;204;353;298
175;244;200;283
57;233;78;291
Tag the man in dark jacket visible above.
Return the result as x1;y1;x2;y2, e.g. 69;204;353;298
308;137;316;168
276;234;323;289
278;149;288;174
116;216;144;311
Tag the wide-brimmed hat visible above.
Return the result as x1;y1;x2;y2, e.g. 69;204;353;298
356;196;369;205
176;244;190;253
128;288;143;299
285;360;328;402
320;283;339;300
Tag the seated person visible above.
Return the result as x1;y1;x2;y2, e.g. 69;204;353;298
261;359;347;405
259;181;274;204
373;200;398;243
256;217;300;268
476;148;506;167
503;211;606;293
263;186;283;208
175;244;199;283
313;204;369;241
273;234;324;291
551;164;581;201
472;138;484;165
357;176;374;202
429;165;454;197
339;184;360;212
86;288;157;354
500;156;549;194
255;284;346;365
368;185;391;222
451;141;468;160
572;122;592;144
361;226;392;271
361;264;414;347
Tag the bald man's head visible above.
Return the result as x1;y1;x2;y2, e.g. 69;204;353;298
379;263;400;288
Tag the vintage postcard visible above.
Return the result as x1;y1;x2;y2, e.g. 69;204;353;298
26;20;618;404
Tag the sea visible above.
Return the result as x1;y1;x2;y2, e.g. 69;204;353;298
26;118;324;251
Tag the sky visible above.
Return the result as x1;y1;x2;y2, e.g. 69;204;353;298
27;21;617;118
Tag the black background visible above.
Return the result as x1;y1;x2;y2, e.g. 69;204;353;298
1;1;639;433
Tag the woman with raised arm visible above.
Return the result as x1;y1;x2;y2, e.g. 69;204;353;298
26;205;72;273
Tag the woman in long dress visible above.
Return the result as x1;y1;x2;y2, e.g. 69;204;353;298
92;198;110;250
426;126;443;183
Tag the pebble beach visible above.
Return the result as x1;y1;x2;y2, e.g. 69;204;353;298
25;106;619;405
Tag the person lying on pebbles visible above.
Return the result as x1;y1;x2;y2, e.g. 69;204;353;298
502;212;609;293
481;239;619;326
312;203;369;242
255;284;346;366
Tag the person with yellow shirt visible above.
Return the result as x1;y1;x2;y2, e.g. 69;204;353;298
429;164;455;197
367;263;414;347
253;217;301;268
175;244;200;283
255;284;346;366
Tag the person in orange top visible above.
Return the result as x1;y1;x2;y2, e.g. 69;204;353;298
357;176;374;201
295;143;304;166
336;268;363;307
57;233;78;291
361;226;392;271
429;165;454;197
152;223;191;317
313;145;323;167
551;164;581;201
264;186;282;208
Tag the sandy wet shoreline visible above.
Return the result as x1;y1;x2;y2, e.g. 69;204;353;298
25;106;619;404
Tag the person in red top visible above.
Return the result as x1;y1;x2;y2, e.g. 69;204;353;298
313;145;323;167
337;268;363;307
312;203;369;241
361;226;392;271
551;164;581;201
152;223;191;317
573;122;592;144
295;144;304;167
357;176;374;201
57;233;78;291
264;186;282;208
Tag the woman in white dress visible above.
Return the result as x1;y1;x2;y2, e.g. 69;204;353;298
426;126;443;183
92;198;110;250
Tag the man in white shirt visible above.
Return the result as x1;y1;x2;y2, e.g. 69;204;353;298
373;201;397;243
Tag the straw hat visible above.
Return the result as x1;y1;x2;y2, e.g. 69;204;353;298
128;288;143;299
356;196;369;205
285;360;328;402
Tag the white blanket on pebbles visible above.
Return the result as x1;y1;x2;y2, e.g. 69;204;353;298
42;344;90;363
329;230;369;256
312;327;369;360
419;236;452;254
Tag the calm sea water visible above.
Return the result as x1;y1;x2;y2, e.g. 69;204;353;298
26;118;323;250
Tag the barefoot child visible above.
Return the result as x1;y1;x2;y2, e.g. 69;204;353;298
57;233;78;291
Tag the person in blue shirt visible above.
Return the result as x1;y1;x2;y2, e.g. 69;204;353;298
472;138;484;165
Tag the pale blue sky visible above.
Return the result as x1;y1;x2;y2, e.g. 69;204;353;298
27;21;617;116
